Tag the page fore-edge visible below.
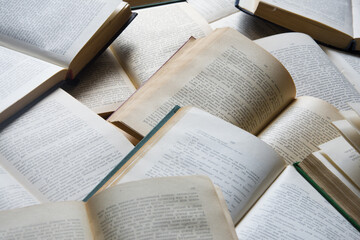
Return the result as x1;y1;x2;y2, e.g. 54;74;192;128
83;105;181;201
293;162;360;232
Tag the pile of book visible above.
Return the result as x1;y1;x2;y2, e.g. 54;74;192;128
0;0;360;239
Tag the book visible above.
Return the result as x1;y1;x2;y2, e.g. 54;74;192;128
90;106;360;237
65;2;212;116
254;33;360;111
107;28;343;162
296;148;360;229
0;0;133;124
0;176;238;240
127;0;185;9
0;88;134;211
236;0;360;51
65;1;287;116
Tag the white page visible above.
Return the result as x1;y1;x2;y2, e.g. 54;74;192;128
352;0;360;38
111;2;212;87
261;0;353;36
187;0;238;23
0;45;65;124
0;89;134;202
0;165;39;211
118;107;285;224
319;137;360;189
236;166;360;239
322;46;360;93
311;151;360;198
0;0;124;66
210;11;288;40
88;176;237;239
0;202;93;239
258;96;341;164
65;49;136;115
255;32;360;110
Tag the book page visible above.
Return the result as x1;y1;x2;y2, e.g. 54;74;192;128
0;89;134;202
0;45;66;124
352;0;360;38
87;176;237;240
321;46;360;93
258;96;342;164
112;28;296;137
64;49;136;116
320;137;360;189
0;0;124;66
0;201;93;239
113;107;285;224
235;166;360;239
260;0;353;35
312;151;360;198
111;2;212;87
255;32;360;110
187;0;238;23
210;11;288;40
0;165;39;211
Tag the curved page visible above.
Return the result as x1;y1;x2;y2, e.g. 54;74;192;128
112;107;286;224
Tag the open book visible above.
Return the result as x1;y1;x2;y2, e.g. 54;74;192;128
0;89;134;211
0;176;237;240
236;0;360;51
254;33;360;111
107;28;342;161
0;0;133;123
65;1;286;116
89;106;359;237
296;138;360;230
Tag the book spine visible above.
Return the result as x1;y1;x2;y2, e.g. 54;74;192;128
294;162;360;232
83;105;181;201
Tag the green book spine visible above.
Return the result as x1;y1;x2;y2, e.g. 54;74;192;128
294;162;360;232
83;105;181;201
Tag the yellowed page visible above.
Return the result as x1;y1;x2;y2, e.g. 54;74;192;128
319;137;360;190
258;96;342;164
111;28;296;137
235;166;360;239
0;165;40;211
109;107;285;224
341;110;360;131
65;49;136;116
333;120;360;155
111;2;211;87
0;201;93;239
0;89;134;202
255;32;360;110
87;176;237;240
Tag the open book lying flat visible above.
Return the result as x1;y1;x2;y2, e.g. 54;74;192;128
236;0;360;51
0;176;238;240
0;89;134;211
0;0;133;124
65;1;287;117
296;138;360;230
88;106;360;237
107;27;343;164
